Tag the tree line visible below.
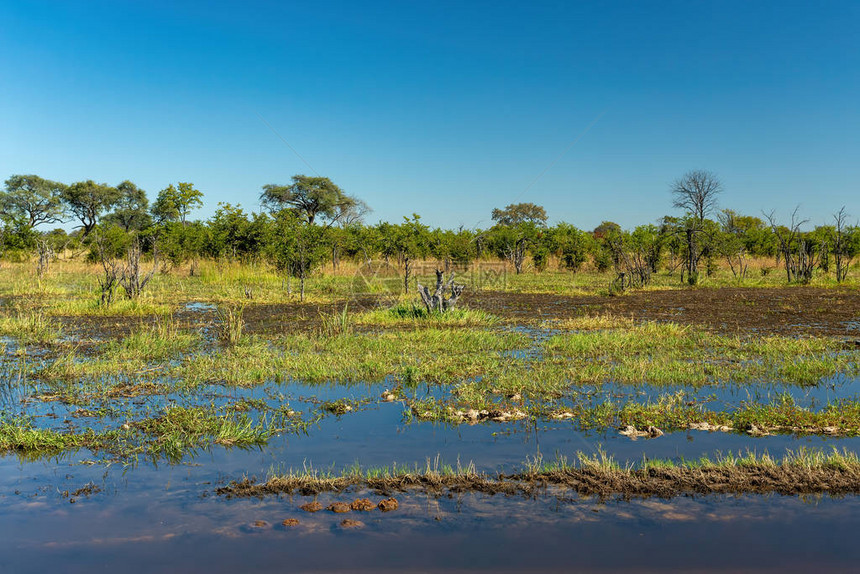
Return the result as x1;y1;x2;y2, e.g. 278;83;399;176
1;171;858;297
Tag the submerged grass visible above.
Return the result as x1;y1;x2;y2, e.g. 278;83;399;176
0;309;62;345
541;320;859;386
407;391;860;436
4;259;860;486
134;405;270;461
0;403;288;463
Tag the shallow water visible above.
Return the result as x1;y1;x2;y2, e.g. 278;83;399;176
4;389;860;572
3;320;860;571
3;448;860;573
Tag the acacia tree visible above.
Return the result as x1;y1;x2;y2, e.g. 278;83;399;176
0;175;67;229
670;170;722;284
490;203;547;226
104;180;151;232
63;180;122;237
260;175;359;226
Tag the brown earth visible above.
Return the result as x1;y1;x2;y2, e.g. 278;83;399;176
51;287;860;341
468;286;860;337
218;463;860;499
235;286;860;337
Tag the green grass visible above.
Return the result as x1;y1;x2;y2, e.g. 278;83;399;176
4;257;860;476
170;328;529;387
0;404;283;463
217;303;246;346
102;315;199;362
135;405;270;461
541;321;859;386
354;302;500;327
0;415;137;461
220;447;860;498
48;296;172;317
530;446;860;474
0;308;62;345
406;391;860;436
502;265;860;295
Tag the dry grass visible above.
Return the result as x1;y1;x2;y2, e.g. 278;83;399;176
218;448;860;499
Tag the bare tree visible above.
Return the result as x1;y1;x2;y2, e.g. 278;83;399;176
605;234;652;293
335;198;372;228
417;270;465;313
670;170;722;284
833;207;854;283
93;233;159;304
717;210;748;281
763;207;818;284
36;239;54;278
119;238;160;299
94;234;120;306
504;237;530;275
671;170;723;222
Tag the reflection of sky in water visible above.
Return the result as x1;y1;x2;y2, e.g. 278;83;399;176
2;400;860;571
2;320;860;571
2;455;860;573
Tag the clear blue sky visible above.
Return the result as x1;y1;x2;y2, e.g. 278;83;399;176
1;0;857;231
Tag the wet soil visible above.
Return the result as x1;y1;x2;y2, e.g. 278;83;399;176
51;295;382;341
220;463;860;499
468;286;860;337
49;287;860;341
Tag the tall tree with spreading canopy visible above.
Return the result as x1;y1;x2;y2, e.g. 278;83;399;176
0;175;67;229
63;180;122;237
491;203;548;227
260;175;359;226
103;180;151;232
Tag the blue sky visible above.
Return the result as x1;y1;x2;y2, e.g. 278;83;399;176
1;0;857;231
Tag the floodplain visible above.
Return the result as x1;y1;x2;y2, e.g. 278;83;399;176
2;258;860;573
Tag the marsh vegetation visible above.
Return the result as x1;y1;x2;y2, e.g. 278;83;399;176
1;178;859;570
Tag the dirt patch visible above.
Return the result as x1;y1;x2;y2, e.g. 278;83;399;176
299;501;323;512
327;502;351;513
239;296;378;335
467;286;860;337
350;498;375;511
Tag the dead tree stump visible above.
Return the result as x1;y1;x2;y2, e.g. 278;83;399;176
417;269;465;313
